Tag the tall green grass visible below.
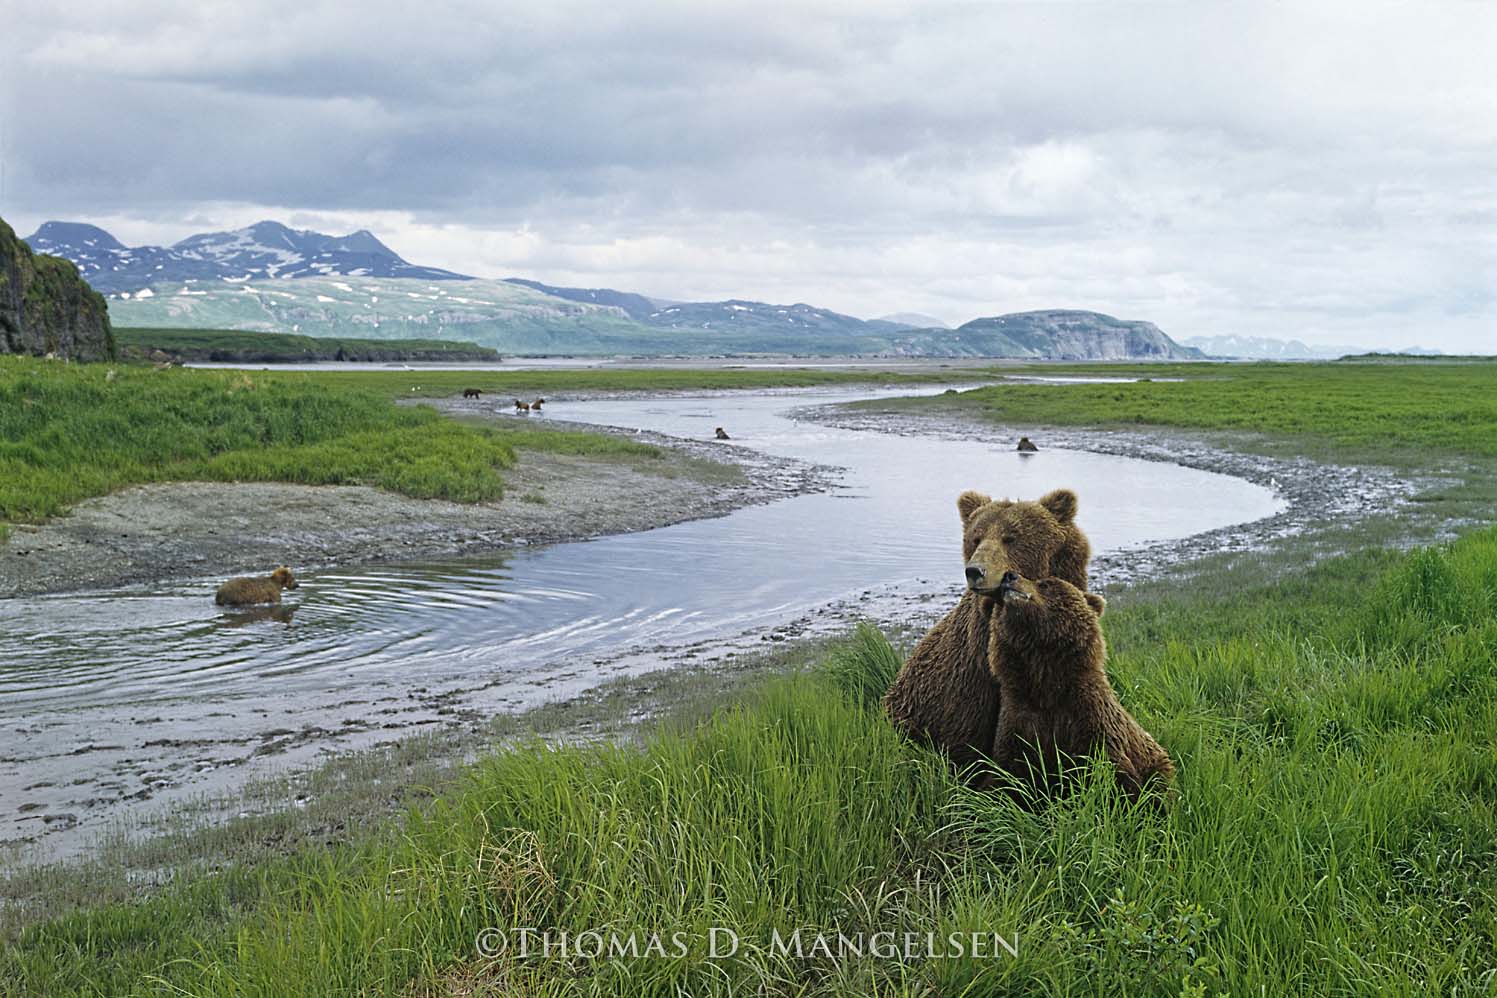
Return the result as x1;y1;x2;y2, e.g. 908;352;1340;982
0;357;665;528
8;530;1497;994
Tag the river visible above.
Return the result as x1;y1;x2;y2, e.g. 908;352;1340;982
0;384;1282;857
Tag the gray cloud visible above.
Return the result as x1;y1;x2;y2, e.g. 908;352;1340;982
3;1;1495;350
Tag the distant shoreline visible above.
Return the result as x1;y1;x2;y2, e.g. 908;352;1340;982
115;326;501;364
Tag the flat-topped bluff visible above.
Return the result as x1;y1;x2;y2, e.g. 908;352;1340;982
1;217;115;361
939;310;1204;360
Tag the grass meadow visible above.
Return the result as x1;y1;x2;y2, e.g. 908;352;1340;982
3;357;1496;994
0;357;683;531
870;359;1497;460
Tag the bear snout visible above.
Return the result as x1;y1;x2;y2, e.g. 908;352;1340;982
964;563;986;587
997;571;1034;602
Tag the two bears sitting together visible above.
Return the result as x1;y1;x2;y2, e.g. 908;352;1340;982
884;488;1173;802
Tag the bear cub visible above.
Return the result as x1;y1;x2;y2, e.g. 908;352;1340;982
883;488;1091;777
985;571;1173;801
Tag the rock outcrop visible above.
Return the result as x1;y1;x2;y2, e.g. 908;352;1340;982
1;217;115;361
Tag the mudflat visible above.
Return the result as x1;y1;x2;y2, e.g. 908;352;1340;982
0;419;826;598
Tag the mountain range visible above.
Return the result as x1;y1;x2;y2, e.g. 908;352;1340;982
25;219;1205;359
25;220;467;293
1181;334;1444;360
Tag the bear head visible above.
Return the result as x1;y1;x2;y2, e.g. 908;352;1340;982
994;572;1106;663
957;488;1089;596
271;567;299;590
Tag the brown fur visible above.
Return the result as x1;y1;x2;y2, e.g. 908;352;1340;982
514;399;530;412
986;574;1173;801
531;398;545;410
715;427;730;440
463;388;484;399
1017;437;1038;452
882;489;1090;776
215;566;299;606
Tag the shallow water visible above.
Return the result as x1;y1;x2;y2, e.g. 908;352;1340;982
0;385;1282;853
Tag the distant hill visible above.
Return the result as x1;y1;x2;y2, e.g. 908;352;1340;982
502;278;659;320
639;298;913;339
505;278;911;340
1182;334;1446;360
877;312;950;329
47;219;1206;360
1180;334;1365;360
25;220;470;293
105;276;660;353
110;282;1199;360
912;310;1203;360
1;216;114;360
104;277;913;354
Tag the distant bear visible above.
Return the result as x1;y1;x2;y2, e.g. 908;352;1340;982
715;427;730;440
463;388;484;399
986;572;1173;801
215;566;299;606
514;399;531;412
883;489;1091;777
531;398;545;411
1017;437;1038;453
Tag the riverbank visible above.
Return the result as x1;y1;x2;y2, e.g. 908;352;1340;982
0;357;851;596
0;416;824;598
795;405;1460;590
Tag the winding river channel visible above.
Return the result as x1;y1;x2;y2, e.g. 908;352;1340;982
0;384;1283;856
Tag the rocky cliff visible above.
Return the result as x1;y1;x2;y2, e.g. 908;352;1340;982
1;217;115;361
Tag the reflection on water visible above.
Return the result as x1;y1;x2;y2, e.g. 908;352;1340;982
0;384;1283;848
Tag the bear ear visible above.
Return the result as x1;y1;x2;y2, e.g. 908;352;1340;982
1085;592;1106;617
1040;488;1079;524
957;490;990;525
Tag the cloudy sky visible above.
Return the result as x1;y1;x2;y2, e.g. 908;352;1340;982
3;1;1494;350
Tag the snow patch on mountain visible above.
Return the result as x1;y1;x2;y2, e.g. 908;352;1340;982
24;220;471;293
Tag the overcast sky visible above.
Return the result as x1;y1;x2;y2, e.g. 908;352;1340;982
3;2;1495;350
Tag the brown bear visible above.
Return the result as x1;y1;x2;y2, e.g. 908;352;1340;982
985;572;1173;801
215;566;299;606
883;488;1090;777
462;388;484;399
